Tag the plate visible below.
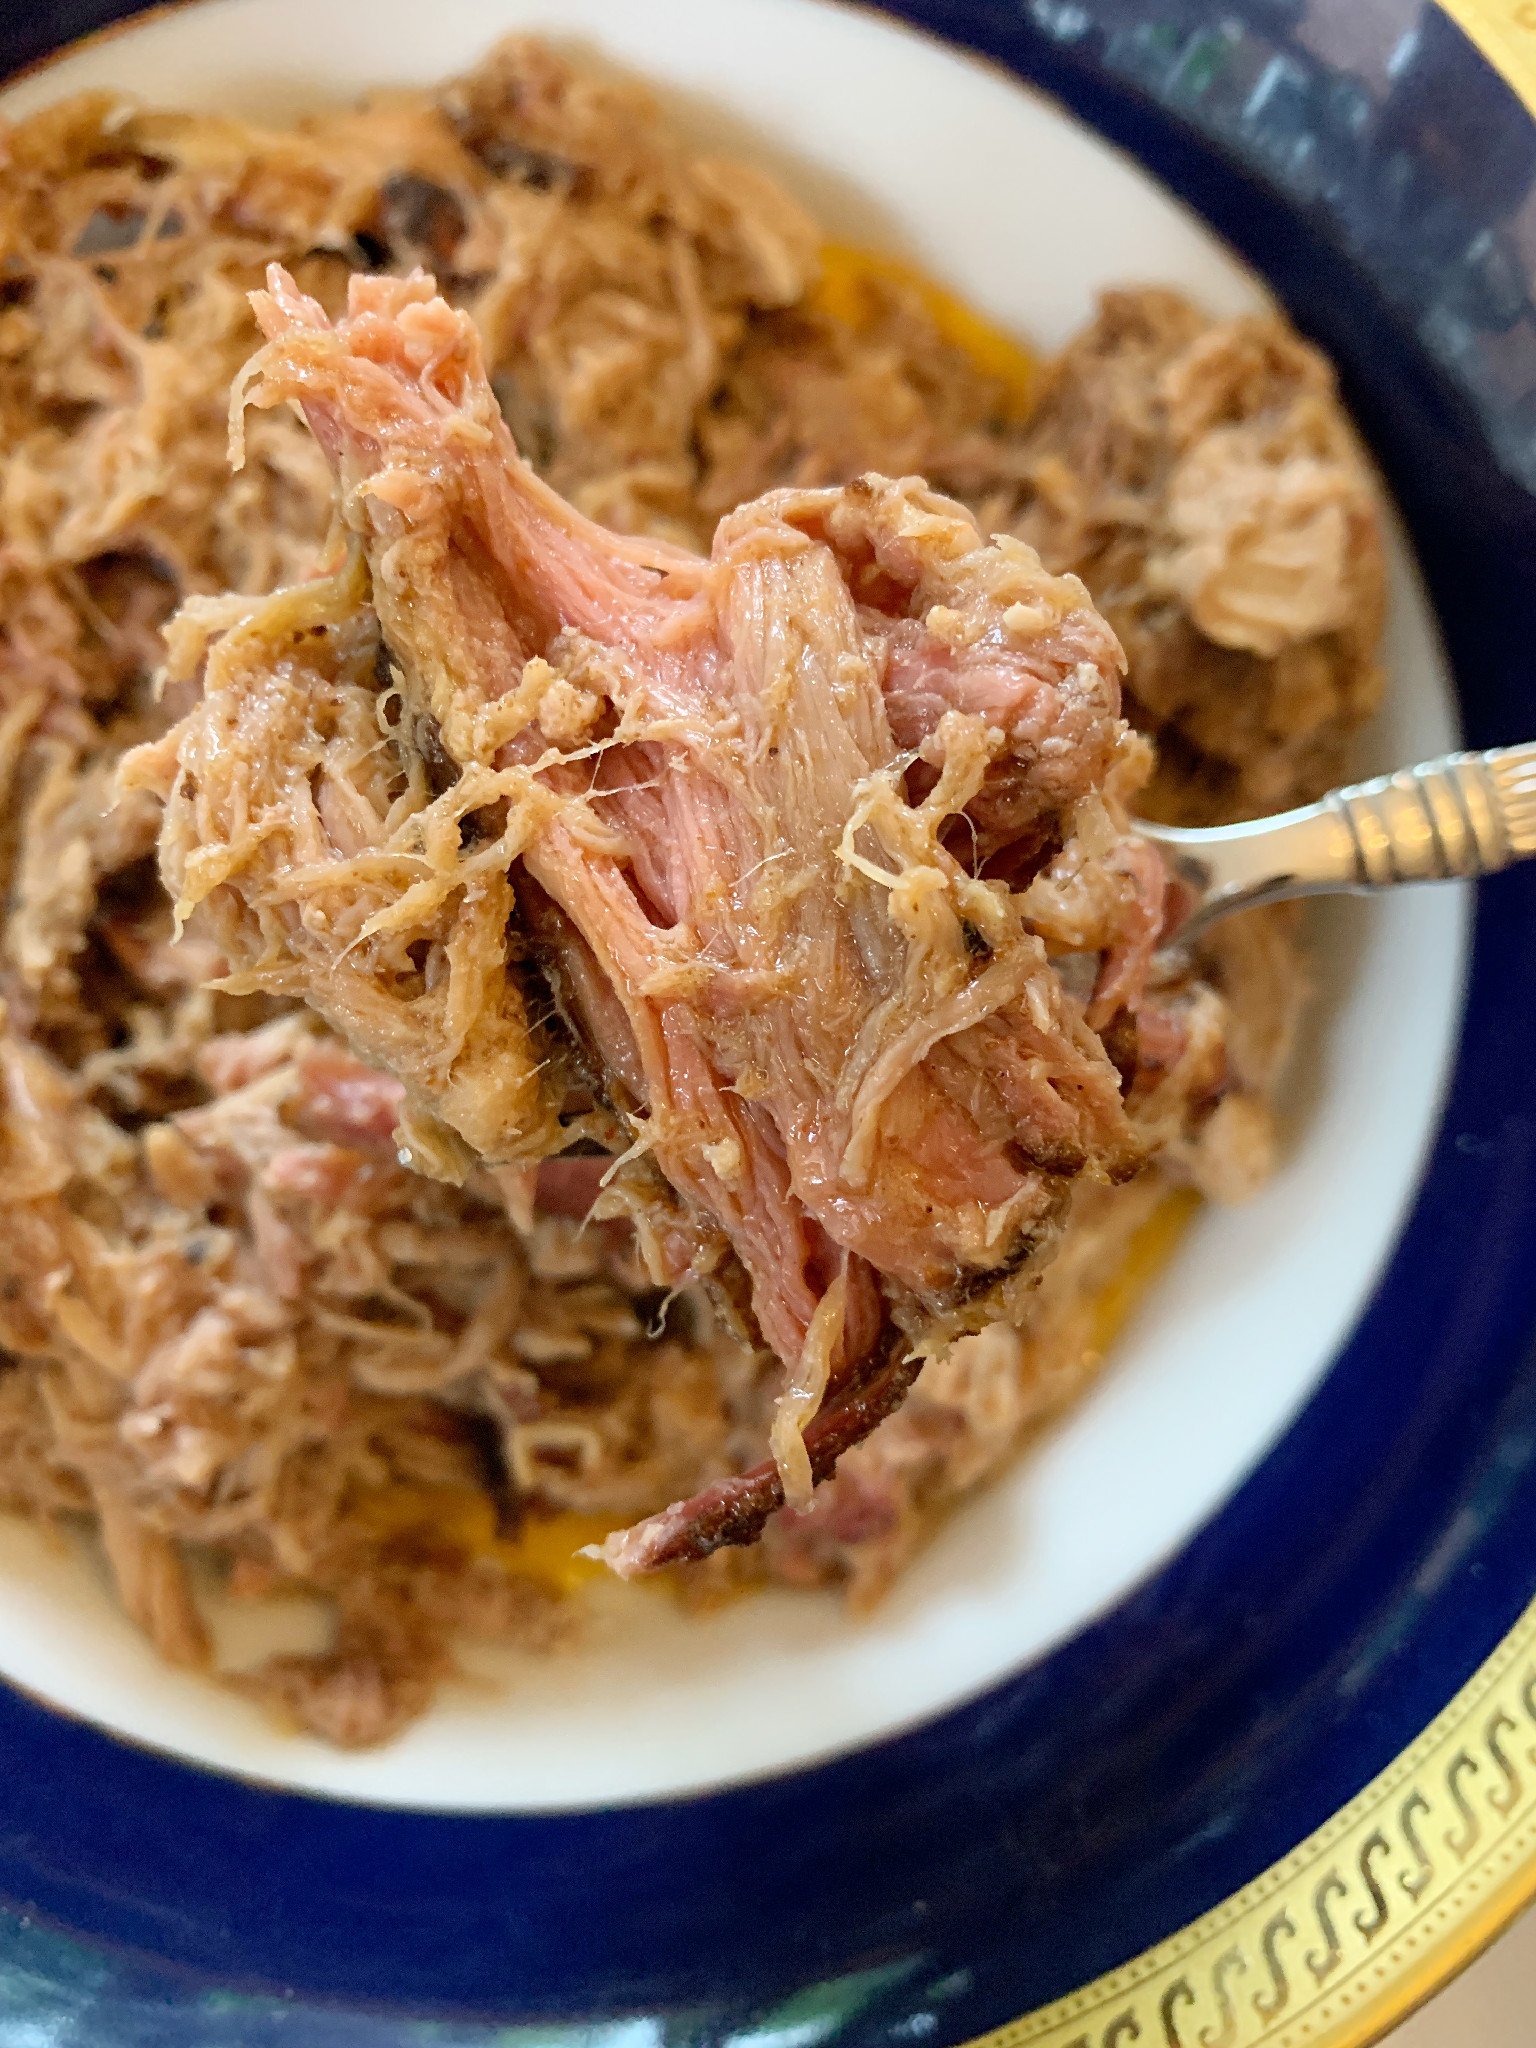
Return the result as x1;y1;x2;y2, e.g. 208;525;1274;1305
1;1;1535;2042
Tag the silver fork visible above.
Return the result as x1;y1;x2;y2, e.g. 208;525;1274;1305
1139;743;1536;943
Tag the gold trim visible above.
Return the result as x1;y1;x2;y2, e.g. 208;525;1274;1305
6;1;1536;2041
965;12;1536;2040
970;1593;1536;2048
1435;0;1536;115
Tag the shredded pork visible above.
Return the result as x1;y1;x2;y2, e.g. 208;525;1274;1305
129;267;1245;1573
0;37;1383;1740
1011;288;1386;823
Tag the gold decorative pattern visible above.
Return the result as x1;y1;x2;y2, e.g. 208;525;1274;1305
2;2;1534;2045
969;1595;1536;2048
963;13;1536;2045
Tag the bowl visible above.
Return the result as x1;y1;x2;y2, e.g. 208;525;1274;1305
0;2;1534;2044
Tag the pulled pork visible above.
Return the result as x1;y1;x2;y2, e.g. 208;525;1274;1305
1011;288;1386;823
128;267;1235;1575
0;34;1383;1740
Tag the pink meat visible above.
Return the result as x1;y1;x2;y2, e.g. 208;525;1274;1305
146;268;1164;1569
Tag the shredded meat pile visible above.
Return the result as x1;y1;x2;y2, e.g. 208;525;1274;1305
0;36;1384;1741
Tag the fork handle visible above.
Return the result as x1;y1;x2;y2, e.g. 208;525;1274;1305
1138;743;1536;938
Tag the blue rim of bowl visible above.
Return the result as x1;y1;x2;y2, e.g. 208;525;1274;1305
3;2;1536;2040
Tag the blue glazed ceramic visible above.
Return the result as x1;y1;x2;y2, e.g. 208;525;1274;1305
1;2;1534;2042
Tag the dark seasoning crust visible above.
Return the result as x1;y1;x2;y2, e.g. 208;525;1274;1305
0;37;1384;1743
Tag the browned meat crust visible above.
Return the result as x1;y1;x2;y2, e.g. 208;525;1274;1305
602;1333;926;1576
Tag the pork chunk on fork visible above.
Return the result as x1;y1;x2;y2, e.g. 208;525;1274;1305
128;269;1171;1573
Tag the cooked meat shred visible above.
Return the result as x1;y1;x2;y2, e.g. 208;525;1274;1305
128;267;1231;1569
0;35;1384;1736
1011;288;1386;823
